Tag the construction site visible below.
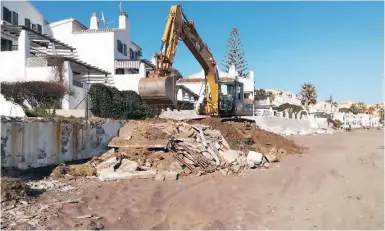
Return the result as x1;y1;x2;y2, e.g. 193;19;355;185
1;2;384;230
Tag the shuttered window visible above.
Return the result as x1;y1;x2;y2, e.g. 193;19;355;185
2;7;11;23
25;18;31;28
12;11;18;25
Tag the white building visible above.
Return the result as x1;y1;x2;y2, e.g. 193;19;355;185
47;11;150;91
309;100;339;114
177;64;255;100
0;1;110;114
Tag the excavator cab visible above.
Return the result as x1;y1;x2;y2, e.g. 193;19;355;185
218;80;244;117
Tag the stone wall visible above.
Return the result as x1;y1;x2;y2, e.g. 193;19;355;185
1;119;123;169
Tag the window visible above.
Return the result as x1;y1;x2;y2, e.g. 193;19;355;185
115;68;124;75
32;24;37;31
25;18;31;28
37;24;42;33
117;40;123;53
12;12;18;25
129;48;134;59
2;7;11;23
1;38;12;51
123;44;127;56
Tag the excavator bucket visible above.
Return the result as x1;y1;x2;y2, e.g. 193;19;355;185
138;74;179;108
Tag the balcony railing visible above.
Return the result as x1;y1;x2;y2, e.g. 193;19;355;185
11;45;18;51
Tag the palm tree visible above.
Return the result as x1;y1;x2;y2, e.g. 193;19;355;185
299;83;317;112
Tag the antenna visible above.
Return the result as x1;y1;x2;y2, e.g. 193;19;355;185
119;1;122;14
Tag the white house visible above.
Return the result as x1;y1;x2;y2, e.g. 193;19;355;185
177;64;255;100
0;1;110;114
47;10;149;92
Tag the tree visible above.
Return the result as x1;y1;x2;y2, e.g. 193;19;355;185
254;89;275;102
349;102;367;114
367;106;376;115
299;83;317;112
222;28;249;78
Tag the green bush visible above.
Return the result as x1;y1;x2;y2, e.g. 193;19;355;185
24;107;54;118
1;81;65;109
88;83;160;120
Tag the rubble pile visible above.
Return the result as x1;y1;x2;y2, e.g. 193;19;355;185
91;121;278;181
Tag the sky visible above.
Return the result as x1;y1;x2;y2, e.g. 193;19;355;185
32;1;384;104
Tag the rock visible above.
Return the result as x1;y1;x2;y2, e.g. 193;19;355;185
236;156;247;167
163;171;179;180
155;173;165;181
218;150;239;164
247;151;264;168
265;148;278;162
220;168;229;176
95;157;120;173
98;170;157;181
231;164;241;173
263;162;270;168
87;220;104;230
115;159;138;173
169;162;183;174
145;162;152;167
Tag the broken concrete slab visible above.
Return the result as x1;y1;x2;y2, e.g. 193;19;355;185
98;170;157;181
95;157;120;173
115;159;138;173
163;171;179;180
108;138;169;149
169;162;183;174
218;150;239;164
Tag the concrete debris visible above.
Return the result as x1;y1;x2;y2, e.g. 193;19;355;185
91;120;285;181
218;150;239;164
246;151;264;168
27;180;73;192
98;170;157;181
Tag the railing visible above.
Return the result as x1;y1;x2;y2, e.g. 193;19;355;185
11;45;18;51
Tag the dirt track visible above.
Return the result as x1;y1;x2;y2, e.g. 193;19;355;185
3;129;384;230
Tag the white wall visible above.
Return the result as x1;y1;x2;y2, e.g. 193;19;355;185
0;30;29;81
1;1;48;35
113;73;142;92
0;94;26;117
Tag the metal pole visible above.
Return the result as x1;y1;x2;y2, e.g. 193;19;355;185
85;69;90;119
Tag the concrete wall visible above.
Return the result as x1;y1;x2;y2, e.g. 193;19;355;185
1;120;123;169
113;73;142;92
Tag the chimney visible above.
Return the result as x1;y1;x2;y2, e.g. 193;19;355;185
119;11;129;29
90;12;99;29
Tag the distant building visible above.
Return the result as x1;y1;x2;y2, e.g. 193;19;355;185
177;64;255;100
309;100;339;113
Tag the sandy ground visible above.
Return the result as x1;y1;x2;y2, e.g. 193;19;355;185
3;129;384;230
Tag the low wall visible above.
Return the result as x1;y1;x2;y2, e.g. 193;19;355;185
1;119;123;169
242;116;332;136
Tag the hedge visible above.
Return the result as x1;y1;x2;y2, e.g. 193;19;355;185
1;81;66;109
88;83;160;119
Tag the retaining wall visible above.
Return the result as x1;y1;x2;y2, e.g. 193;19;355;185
1;120;123;169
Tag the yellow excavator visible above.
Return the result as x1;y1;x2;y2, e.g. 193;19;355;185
138;5;253;117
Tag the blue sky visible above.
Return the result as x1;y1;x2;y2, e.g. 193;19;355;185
32;1;384;103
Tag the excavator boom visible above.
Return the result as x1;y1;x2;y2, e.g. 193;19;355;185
138;5;220;115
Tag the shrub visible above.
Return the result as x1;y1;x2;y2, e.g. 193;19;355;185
1;81;66;109
24;107;54;118
88;83;160;119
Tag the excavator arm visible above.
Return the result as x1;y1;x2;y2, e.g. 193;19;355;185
138;5;220;115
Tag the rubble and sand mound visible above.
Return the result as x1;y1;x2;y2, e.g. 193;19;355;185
50;118;304;181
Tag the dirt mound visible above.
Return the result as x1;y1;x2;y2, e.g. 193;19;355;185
188;118;303;154
1;178;29;202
